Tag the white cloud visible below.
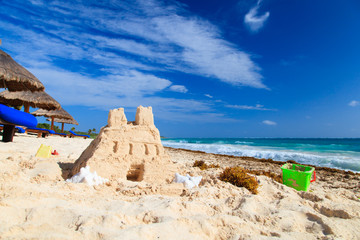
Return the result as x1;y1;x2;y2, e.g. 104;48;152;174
152;15;266;88
349;100;359;107
27;64;229;122
262;120;277;125
0;0;266;89
30;66;171;98
169;85;188;93
244;0;270;33
226;104;276;111
156;111;239;123
0;0;269;122
204;94;213;98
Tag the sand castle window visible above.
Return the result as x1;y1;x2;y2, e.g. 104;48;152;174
126;164;144;182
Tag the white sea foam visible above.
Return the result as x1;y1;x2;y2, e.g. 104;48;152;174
66;166;109;186
162;141;360;172
235;141;254;144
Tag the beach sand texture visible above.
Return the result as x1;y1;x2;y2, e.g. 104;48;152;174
0;107;360;239
1;136;360;239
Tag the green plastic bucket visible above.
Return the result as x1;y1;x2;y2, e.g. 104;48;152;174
281;163;316;191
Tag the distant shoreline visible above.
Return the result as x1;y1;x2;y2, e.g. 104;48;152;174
164;146;360;176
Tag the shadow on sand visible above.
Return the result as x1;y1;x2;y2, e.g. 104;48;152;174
57;162;74;180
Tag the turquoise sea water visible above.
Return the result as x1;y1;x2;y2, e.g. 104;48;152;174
161;138;360;172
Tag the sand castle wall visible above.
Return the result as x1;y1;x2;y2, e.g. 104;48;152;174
70;106;175;183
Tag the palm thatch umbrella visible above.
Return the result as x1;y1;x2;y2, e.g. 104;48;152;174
46;117;78;133
0;90;61;113
32;107;75;131
0;49;45;92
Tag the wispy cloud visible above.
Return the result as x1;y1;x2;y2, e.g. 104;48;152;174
169;85;188;93
226;104;276;111
349;100;359;107
204;94;213;98
244;0;270;33
1;0;266;88
262;120;277;125
27;64;229;122
0;0;267;121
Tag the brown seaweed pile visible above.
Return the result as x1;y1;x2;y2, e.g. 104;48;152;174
193;160;220;170
219;167;259;194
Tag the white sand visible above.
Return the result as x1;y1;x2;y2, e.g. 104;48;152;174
0;134;360;239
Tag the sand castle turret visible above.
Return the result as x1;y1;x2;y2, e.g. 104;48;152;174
70;106;175;183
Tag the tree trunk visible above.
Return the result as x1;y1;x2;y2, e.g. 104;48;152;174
24;104;30;113
51;116;54;130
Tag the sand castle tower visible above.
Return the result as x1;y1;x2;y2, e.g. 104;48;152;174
70;106;175;183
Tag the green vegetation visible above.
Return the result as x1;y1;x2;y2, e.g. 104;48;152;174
219;167;259;194
37;123;50;129
88;132;98;139
37;123;61;133
88;128;97;134
193;160;220;170
64;130;98;139
36;123;98;138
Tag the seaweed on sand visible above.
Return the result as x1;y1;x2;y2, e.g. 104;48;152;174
247;170;283;184
219;167;259;194
193;160;220;170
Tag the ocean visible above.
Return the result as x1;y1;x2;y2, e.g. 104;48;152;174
161;138;360;172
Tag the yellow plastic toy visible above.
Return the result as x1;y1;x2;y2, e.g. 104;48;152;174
35;144;52;158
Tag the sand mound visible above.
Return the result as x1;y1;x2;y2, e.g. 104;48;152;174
70;106;177;184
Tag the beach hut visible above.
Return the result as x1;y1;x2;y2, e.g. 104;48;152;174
0;47;48;142
0;49;44;92
32;107;75;131
46;117;78;133
0;90;61;113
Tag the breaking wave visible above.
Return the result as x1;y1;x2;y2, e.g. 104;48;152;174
162;141;360;172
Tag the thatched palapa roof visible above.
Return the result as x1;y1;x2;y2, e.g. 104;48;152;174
0;90;61;111
47;117;79;125
0;49;44;92
32;107;74;120
33;107;77;132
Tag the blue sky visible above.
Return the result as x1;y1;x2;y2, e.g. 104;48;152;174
1;0;360;137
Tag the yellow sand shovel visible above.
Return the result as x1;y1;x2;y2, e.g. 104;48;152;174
35;144;52;158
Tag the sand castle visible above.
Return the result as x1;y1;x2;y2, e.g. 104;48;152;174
70;106;176;183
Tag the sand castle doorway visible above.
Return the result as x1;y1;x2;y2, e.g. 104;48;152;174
126;164;144;182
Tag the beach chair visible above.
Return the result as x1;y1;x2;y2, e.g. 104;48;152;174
52;132;68;137
25;127;55;138
15;126;26;133
69;130;90;139
0;125;25;135
0;104;37;142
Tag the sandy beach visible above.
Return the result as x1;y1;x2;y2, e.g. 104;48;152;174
2;1;360;239
0;134;359;240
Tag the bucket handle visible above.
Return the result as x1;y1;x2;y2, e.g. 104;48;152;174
310;171;316;183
